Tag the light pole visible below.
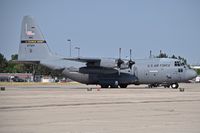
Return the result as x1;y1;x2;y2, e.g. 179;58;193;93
67;39;71;57
74;47;80;57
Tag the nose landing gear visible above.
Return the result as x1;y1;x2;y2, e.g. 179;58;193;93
148;83;179;89
171;83;179;89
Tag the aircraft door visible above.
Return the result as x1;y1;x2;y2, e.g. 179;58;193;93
170;68;182;82
177;68;182;81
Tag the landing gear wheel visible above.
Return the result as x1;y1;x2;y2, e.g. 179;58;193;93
110;85;118;88
101;85;109;88
148;84;152;88
164;85;170;88
171;83;179;89
119;84;128;88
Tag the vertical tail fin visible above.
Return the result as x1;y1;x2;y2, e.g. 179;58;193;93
18;16;52;61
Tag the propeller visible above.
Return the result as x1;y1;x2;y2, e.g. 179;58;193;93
116;48;124;75
128;49;135;69
116;48;135;75
117;48;124;68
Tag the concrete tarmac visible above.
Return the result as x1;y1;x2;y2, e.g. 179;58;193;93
0;83;200;133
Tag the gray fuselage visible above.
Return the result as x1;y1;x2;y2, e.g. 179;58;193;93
40;57;197;87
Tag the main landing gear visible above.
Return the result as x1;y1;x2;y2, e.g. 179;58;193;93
119;84;128;88
148;84;159;88
100;85;109;88
100;84;128;88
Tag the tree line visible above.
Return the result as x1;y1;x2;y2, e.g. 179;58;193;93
0;53;61;77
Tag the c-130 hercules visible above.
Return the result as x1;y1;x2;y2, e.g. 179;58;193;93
17;16;197;89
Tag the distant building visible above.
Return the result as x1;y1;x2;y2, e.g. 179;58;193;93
196;76;200;82
0;73;33;82
41;76;55;83
191;65;200;83
191;65;200;70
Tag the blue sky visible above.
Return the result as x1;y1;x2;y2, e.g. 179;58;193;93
0;0;200;64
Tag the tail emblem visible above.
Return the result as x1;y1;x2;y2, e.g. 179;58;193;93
25;24;35;36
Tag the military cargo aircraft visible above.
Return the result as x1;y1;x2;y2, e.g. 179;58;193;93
16;16;197;88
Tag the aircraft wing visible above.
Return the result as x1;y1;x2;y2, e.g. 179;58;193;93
63;57;131;69
63;57;119;74
63;57;101;67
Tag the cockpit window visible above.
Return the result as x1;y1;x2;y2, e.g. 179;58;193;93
174;61;185;67
181;62;185;66
175;61;180;66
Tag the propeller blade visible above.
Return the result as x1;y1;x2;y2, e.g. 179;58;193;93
128;49;135;69
117;48;123;75
117;48;124;68
119;48;121;59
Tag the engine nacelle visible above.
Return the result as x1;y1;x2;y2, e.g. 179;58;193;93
100;58;116;68
100;58;130;69
79;67;118;74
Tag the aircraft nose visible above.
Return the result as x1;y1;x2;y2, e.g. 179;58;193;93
186;69;197;80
